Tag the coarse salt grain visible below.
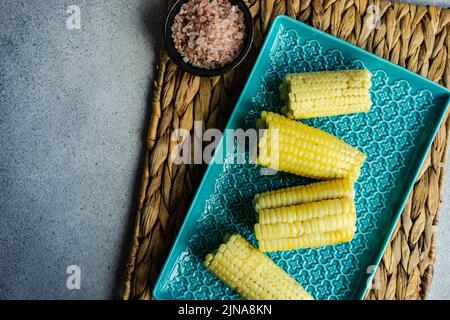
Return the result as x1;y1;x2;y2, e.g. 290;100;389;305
171;0;246;70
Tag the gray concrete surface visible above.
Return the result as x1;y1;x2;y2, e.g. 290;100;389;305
0;0;449;300
0;0;165;299
399;0;450;6
429;176;450;300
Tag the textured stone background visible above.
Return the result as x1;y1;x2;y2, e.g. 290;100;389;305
0;0;449;299
0;0;165;299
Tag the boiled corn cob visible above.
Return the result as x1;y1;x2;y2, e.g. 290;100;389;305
255;197;357;252
204;234;313;300
257;198;356;225
281;69;372;119
257;111;366;180
258;228;355;252
255;211;356;240
253;178;354;212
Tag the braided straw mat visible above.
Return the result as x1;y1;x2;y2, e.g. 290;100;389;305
122;0;450;300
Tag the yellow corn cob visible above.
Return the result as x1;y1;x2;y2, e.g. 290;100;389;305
257;111;366;180
255;211;356;240
204;234;313;300
281;70;372;119
258;198;355;224
253;178;354;212
258;228;355;252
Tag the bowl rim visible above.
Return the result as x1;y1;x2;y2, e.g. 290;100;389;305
164;0;254;77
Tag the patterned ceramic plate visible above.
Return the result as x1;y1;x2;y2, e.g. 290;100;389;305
153;15;450;300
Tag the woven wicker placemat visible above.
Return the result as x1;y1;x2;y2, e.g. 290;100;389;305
122;0;450;300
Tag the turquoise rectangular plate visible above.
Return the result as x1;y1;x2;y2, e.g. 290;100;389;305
153;15;450;300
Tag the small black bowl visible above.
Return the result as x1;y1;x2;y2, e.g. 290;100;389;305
164;0;254;77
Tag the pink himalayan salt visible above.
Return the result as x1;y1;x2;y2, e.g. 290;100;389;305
171;0;246;70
